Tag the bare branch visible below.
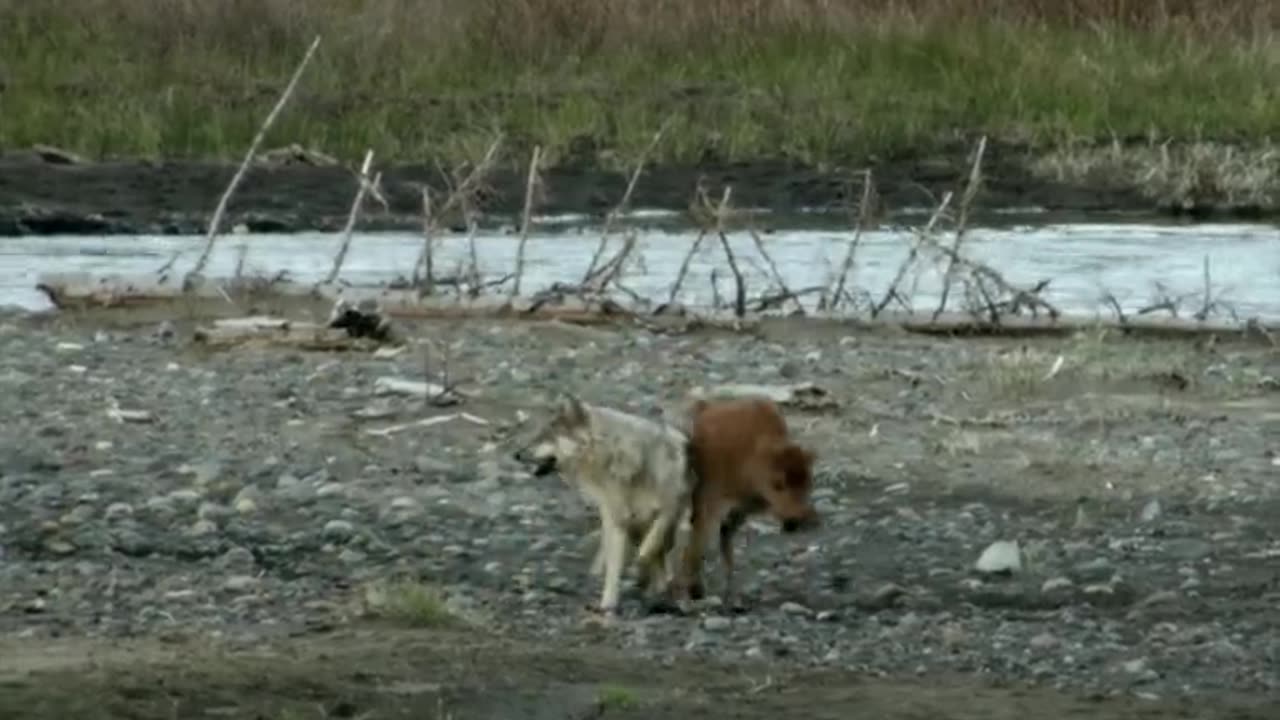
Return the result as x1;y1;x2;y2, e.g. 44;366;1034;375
323;149;377;285
934;136;987;321
158;35;322;286
582;118;672;289
511;145;543;298
829;169;876;311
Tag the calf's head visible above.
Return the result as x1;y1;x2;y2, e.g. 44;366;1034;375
755;441;819;533
512;394;591;477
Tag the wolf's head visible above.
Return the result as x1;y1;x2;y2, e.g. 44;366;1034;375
512;393;592;477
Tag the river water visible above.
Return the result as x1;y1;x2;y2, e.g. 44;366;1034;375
3;216;1279;320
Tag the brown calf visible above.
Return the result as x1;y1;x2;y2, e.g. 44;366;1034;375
674;396;819;607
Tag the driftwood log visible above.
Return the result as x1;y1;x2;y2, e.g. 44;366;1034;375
192;316;384;351
34;271;1280;343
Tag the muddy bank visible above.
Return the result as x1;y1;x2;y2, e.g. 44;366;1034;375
0;140;1242;237
0;627;1272;720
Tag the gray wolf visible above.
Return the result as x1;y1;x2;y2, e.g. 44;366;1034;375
673;395;819;608
513;394;696;615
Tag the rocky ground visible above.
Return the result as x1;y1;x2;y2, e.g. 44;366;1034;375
0;140;1174;237
1;308;1278;718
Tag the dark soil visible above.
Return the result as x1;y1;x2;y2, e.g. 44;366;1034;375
1;308;1278;717
0;139;1195;237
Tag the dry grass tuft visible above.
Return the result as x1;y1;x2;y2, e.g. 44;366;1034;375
1032;140;1280;211
360;579;460;628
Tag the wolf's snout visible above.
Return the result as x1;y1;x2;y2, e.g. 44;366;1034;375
514;446;558;477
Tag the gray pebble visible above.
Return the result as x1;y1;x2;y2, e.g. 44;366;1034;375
323;519;356;542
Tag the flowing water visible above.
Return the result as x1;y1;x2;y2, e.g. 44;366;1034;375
3;216;1279;320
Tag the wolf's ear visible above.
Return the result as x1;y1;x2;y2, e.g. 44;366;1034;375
558;393;589;425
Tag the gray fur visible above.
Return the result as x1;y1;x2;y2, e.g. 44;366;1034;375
513;393;696;614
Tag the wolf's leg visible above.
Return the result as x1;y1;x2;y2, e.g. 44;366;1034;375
597;511;629;615
589;516;607;577
634;506;679;595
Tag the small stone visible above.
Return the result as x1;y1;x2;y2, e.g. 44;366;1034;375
975;540;1022;574
187;519;218;537
223;575;259;592
780;601;811;617
218;546;257;572
1074;558;1114;581
323;519;356;542
104;502;134;521
233;485;262;515
1122;658;1150;675
197;501;232;521
1041;577;1074;594
414;455;455;476
316;482;347;499
60;505;94;526
702;616;732;631
1029;633;1058;650
168;489;203;506
46;540;76;556
1138;590;1178;607
338;548;367;564
872;582;906;604
1165;539;1212;562
1139;499;1162;522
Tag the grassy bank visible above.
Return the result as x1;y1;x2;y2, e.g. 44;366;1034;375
3;0;1279;171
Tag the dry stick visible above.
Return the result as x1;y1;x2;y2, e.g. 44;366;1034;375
711;187;747;318
460;195;482;297
511;146;542;298
593;232;639;292
157;35;322;285
933;135;988;321
233;241;249;280
322;149;376;285
436;136;504;219
581;119;672;289
411;135;504;285
666;229;708;307
745;225;804;314
829;169;876;312
415;188;436;295
873;192;954;318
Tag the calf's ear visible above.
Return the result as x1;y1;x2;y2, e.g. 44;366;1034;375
774;443;816;484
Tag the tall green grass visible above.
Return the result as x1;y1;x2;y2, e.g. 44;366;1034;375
2;0;1278;168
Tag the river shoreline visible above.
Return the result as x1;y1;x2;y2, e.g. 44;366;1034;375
2;139;1273;238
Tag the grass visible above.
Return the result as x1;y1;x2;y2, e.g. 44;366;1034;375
2;1;1280;172
360;579;459;628
596;684;640;710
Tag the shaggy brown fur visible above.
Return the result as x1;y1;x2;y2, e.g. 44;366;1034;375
674;396;819;607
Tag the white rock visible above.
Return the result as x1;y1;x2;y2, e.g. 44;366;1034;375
323;519;356;541
780;601;811;617
702;616;732;631
223;575;259;592
1041;576;1074;593
104;502;134;521
975;540;1022;574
